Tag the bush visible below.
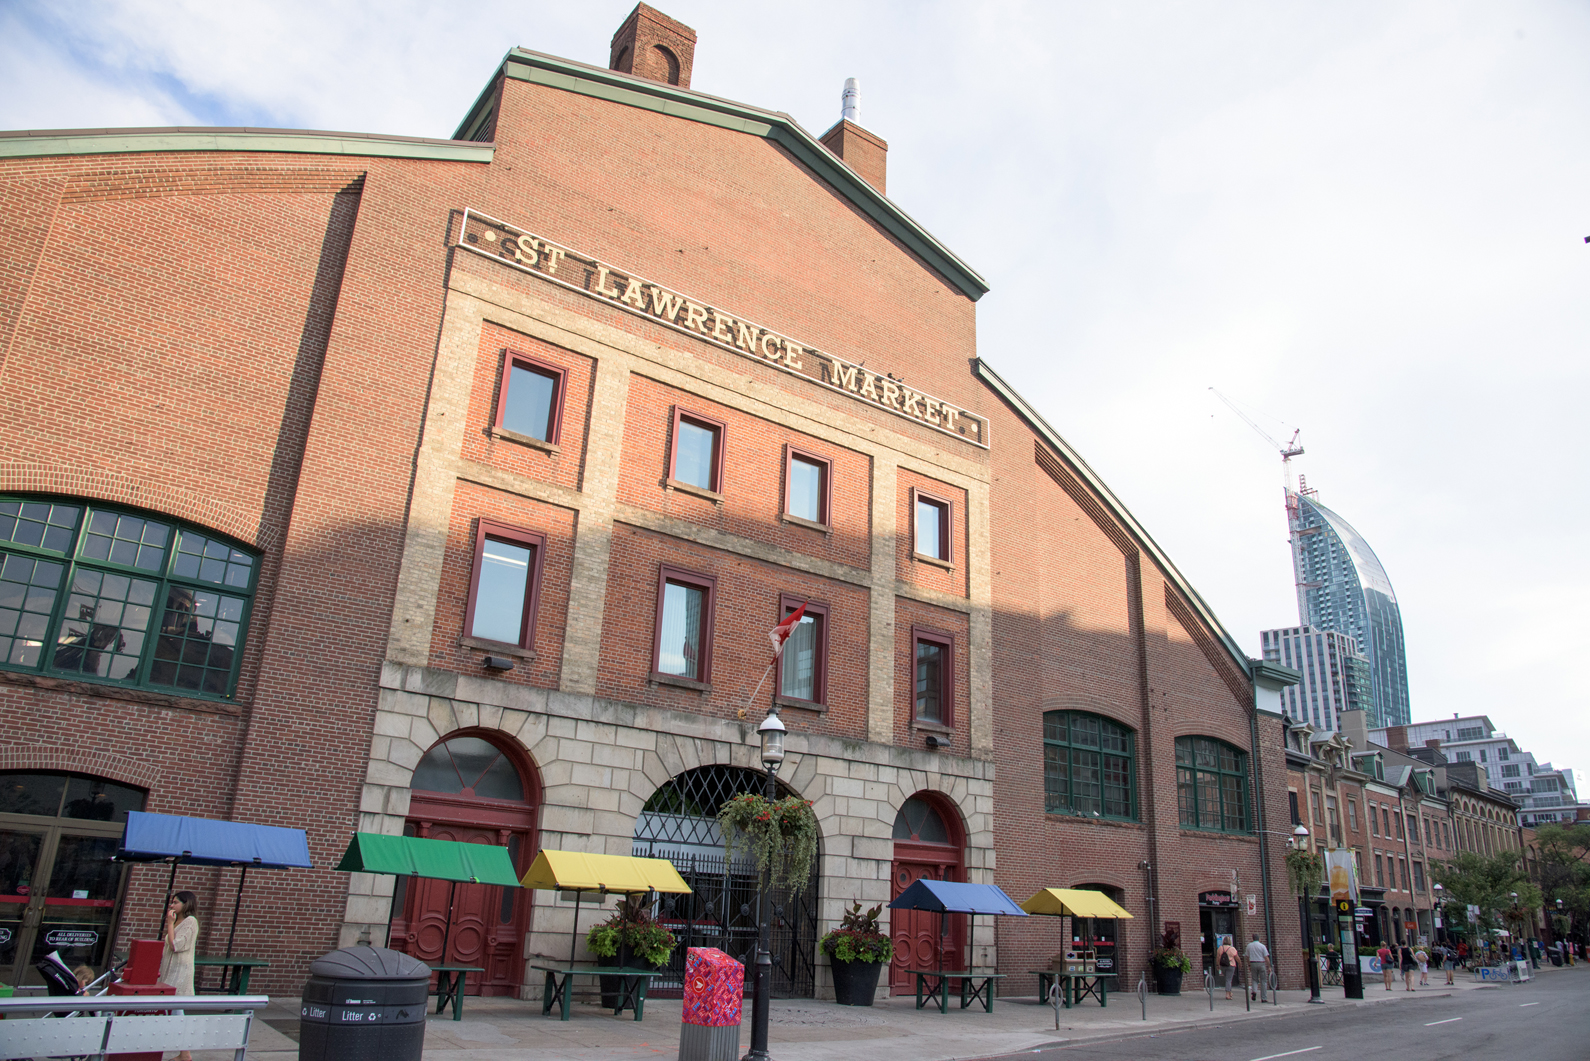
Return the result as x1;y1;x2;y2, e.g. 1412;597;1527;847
821;902;893;964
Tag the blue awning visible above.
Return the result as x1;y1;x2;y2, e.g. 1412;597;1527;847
888;879;1027;916
118;811;312;869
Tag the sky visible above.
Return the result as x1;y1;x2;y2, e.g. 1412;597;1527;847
3;1;1587;788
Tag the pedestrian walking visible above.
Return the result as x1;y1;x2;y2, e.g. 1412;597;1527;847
1377;944;1395;990
1415;945;1429;985
1246;933;1271;1002
1399;943;1416;991
1216;936;1241;999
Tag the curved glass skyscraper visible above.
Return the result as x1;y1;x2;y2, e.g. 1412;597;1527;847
1289;493;1410;728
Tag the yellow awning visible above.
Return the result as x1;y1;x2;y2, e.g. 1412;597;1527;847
1021;888;1134;919
520;849;691;895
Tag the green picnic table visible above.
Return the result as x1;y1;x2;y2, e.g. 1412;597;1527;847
530;963;663;1021
905;969;1006;1013
432;964;484;1020
1032;969;1116;1008
195;956;269;994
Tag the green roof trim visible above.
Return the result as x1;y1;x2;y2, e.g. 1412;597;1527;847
0;128;494;163
488;49;989;302
973;357;1255;680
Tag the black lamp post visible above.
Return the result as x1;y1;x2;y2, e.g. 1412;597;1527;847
1292;825;1324;1003
743;708;786;1061
1432;883;1445;944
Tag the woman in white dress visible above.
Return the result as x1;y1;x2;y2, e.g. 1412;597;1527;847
159;890;199;1061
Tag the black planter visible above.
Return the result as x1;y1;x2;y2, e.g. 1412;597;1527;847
600;943;637;1010
1153;966;1184;995
830;957;884;1006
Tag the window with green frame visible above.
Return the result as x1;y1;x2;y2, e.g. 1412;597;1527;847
0;498;258;700
1175;736;1250;832
1043;711;1136;819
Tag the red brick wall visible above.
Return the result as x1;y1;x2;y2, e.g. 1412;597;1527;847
461;323;596;492
895;469;967;598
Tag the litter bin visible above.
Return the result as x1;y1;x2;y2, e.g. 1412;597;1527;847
299;945;429;1061
679;947;743;1061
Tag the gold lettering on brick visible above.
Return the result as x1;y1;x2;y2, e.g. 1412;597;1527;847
458;208;988;447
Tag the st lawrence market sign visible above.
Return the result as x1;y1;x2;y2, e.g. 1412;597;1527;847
457;208;988;448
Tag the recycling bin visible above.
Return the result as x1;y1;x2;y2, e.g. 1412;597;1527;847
678;947;743;1061
299;945;430;1061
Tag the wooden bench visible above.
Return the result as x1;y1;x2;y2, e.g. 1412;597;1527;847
904;969;1006;1013
0;993;267;1061
530;963;663;1021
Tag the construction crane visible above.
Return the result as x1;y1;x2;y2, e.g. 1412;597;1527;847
1208;387;1304;493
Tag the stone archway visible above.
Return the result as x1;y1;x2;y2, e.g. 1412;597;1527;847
888;791;966;994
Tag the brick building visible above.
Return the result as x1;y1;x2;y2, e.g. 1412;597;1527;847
0;5;1302;999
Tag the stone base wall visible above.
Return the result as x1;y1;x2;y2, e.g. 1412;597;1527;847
341;661;995;1000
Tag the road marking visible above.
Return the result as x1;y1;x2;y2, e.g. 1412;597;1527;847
1425;1017;1463;1026
1520;1002;1540;1007
1248;1049;1322;1061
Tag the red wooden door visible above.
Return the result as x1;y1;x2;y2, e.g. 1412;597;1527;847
889;850;964;994
392;821;530;996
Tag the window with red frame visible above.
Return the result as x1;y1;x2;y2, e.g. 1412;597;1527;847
668;408;725;493
494;351;566;444
784;447;831;526
776;595;827;706
912;489;952;562
464;519;545;650
912;627;954;725
652;566;716;683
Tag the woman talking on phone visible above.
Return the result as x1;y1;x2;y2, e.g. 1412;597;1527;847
160;890;200;1061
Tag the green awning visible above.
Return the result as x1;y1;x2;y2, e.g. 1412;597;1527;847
334;832;520;885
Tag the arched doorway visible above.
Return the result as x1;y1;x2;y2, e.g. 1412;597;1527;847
0;771;145;986
889;793;964;995
633;765;820;998
390;732;538;996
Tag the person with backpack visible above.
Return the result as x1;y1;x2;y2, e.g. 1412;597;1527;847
1216;936;1241;999
1377;943;1395;990
1399;943;1417;991
1414;944;1429;985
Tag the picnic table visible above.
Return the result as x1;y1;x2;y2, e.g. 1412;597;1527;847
1031;969;1116;1008
904;969;1006;1013
195;955;269;994
530;963;663;1021
431;964;485;1020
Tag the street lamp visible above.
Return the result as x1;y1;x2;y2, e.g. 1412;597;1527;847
1290;825;1324;1003
1509;892;1521;965
1432;883;1444;944
743;708;786;1061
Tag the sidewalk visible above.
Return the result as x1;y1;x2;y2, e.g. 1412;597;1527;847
205;962;1583;1061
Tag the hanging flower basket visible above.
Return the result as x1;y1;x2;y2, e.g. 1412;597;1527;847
717;792;819;890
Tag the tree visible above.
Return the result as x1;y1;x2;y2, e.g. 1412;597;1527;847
1432;852;1540;939
1534;823;1590;941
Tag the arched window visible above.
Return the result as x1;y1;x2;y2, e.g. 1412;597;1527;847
893;796;952;843
0;498;259;700
1043;712;1136;820
411;735;525;802
1175;736;1250;833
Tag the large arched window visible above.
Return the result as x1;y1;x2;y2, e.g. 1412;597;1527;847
1043;711;1136;820
1175;736;1250;833
0;498;259;701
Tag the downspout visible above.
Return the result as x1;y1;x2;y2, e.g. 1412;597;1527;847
1250;702;1277;955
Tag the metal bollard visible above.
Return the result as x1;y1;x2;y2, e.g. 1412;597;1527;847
1137;972;1147;1021
1204;968;1214;1011
1270;966;1280;1006
1049;982;1062;1030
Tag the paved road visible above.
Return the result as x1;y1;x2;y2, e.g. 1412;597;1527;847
988;972;1589;1061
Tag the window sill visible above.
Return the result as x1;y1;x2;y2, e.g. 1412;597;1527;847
1043;812;1145;830
664;479;724;505
1178;827;1258;841
489;426;560;455
912;552;954;571
912;719;954;734
650;672;711;692
780;513;832;535
774;694;827;714
458;636;537;660
0;666;244;716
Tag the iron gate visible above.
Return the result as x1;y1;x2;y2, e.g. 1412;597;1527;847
633;766;820;998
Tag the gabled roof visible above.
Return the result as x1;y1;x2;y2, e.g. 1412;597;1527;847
457;48;989;302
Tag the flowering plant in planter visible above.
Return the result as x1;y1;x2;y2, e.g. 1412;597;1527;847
1150;924;1192;974
717;793;819;889
820;902;893;964
586;895;677;967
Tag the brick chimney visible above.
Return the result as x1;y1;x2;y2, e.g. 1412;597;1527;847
609;4;696;89
820;77;888;195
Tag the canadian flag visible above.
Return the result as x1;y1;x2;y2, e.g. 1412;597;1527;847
768;602;809;658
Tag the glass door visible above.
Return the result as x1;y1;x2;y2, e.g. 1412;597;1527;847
32;833;124;974
0;826;48;981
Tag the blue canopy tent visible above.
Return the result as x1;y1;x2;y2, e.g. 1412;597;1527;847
888;880;1026;976
117;811;313;958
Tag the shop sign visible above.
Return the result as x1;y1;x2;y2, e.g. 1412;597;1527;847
458;208;990;448
1246;895;1257;916
1198;892;1236;907
44;929;98;947
0;927;10;944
